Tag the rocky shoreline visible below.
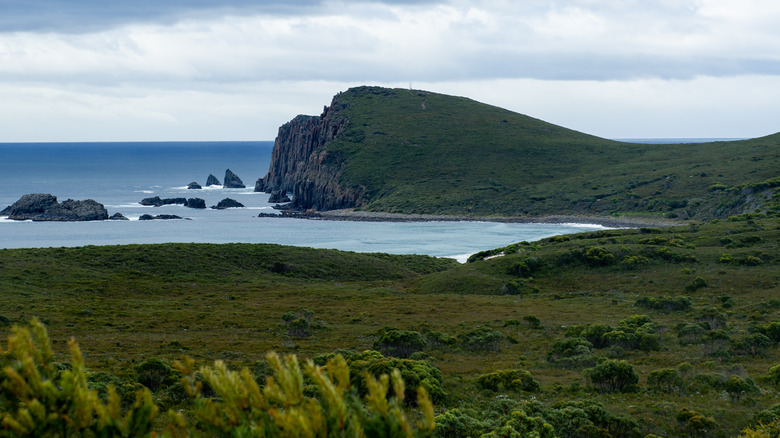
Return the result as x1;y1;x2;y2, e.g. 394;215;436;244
265;208;684;228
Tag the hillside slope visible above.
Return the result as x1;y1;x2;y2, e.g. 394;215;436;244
261;86;779;220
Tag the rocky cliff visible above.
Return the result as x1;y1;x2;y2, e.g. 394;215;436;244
261;94;362;211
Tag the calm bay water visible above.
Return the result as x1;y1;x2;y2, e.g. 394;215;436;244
0;142;608;261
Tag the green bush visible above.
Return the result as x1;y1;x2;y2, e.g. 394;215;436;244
315;350;446;405
584;360;639;393
547;337;597;369
676;408;721;438
523;315;541;329
768;364;780;389
750;321;780;342
582;247;616;267
685;276;708;292
734;333;773;356
434;408;485;438
724;375;757;403
458;327;506;352
173;352;436;437
424;330;458;347
135;358;180;392
476;369;541;393
647;368;683;394
636;295;692;311
373;329;428;358
0;320;159;437
480;410;556;438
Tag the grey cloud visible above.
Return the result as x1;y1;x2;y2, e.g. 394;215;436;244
0;0;440;33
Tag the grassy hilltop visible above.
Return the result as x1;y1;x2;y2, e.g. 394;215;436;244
0;213;778;436
316;86;779;219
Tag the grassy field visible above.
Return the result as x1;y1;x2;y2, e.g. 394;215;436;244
316;86;780;220
0;214;777;436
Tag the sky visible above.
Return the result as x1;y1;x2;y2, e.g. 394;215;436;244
1;0;779;142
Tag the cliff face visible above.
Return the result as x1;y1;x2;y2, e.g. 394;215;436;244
262;95;362;211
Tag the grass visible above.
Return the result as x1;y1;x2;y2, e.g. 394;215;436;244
0;215;778;436
310;86;780;219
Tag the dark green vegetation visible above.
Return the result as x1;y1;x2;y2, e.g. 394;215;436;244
0;214;778;436
320;86;779;219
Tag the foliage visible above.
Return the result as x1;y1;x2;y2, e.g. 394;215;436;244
0;319;159;437
476;369;541;393
647;368;683;394
584;360;639;393
457;327;507;352
170;352;435;438
373;329;429;358
636;296;692;312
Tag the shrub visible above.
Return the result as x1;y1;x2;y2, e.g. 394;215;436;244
584;360;639;393
724;375;757;403
677;408;720;438
621;255;650;270
734;333;773;356
581;323;613;349
523;315;541;329
547;337;597;369
480;410;556;438
677;323;708;345
768;364;780;389
424;330;458;347
738;419;780;438
476;369;541;393
749;321;780;342
582;247;616;267
687;373;727;394
434;408;486;438
173;352;436;437
685;276;708;292
316;350;446;405
458;327;506;352
647;368;683;394
0;319;158;437
135;358;180;392
636;295;692;311
373;329;428;358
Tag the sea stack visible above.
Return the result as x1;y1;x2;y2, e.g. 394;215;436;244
223;169;246;188
187;182;202;190
206;174;221;186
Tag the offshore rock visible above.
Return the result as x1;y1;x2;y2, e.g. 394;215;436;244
109;213;129;220
268;190;291;203
223;169;246;188
206;174;221;186
1;193;108;221
139;214;183;220
187;181;202;189
139;197;187;207
254;178;265;192
185;198;207;209
261;90;363;211
211;198;245;209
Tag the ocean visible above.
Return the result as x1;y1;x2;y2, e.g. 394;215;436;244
0;141;611;261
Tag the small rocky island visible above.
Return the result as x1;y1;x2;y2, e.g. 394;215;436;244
1;193;108;221
211;198;245;209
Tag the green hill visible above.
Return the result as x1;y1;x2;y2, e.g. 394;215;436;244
264;86;779;220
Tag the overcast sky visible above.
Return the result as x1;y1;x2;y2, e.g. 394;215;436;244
1;0;779;141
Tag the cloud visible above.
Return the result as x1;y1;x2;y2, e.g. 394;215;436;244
1;0;779;141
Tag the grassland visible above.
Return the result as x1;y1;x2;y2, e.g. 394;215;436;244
0;213;778;436
319;86;779;220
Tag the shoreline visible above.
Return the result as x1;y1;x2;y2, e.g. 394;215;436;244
277;208;686;228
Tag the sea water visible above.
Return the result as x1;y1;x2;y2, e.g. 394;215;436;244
0;142;608;261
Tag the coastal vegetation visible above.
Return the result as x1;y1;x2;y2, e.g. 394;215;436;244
0;212;777;436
